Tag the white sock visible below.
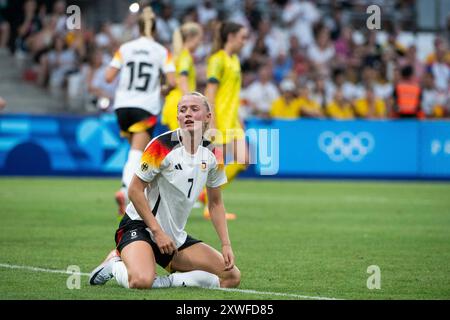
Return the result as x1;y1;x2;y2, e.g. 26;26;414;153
112;260;129;289
122;149;143;193
169;270;220;289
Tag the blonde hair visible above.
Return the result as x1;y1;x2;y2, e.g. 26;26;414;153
139;6;156;37
178;92;211;112
172;22;202;58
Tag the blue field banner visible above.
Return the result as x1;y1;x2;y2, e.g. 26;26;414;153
246;119;420;178
0;114;449;179
419;122;450;177
0;114;129;176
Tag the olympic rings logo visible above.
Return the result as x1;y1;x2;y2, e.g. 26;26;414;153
318;131;375;162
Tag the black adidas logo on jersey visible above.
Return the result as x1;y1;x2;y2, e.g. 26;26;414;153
175;164;183;170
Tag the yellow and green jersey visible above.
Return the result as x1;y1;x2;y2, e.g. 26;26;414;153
207;49;243;144
162;48;196;130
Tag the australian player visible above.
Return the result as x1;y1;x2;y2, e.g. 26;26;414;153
161;22;203;131
89;92;241;290
201;21;250;220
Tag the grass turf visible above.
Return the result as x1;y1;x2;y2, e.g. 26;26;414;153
0;178;449;300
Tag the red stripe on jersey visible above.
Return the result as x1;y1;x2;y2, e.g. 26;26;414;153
141;139;171;169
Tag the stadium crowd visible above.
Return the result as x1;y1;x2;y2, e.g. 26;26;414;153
1;0;450;119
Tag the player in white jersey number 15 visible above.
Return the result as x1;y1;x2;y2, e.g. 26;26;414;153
89;92;241;290
105;7;176;216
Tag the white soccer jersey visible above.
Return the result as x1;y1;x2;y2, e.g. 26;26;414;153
125;130;227;248
110;37;175;114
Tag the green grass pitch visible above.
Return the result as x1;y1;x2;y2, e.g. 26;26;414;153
0;177;449;300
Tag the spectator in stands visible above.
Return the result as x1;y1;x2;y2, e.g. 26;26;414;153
0;96;6;110
16;0;42;55
156;3;179;47
297;82;323;118
282;0;320;49
393;65;422;118
309;73;328;110
430;46;450;93
44;35;77;90
421;72;447;118
197;0;218;25
95;23;118;52
0;0;10;54
325;88;354;119
270;79;301;119
51;0;67;36
87;48;118;111
244;64;279;118
354;85;386;119
273;51;293;84
307;26;335;76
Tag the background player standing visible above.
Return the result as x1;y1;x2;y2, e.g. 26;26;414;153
105;7;176;216
202;21;250;220
161;22;203;131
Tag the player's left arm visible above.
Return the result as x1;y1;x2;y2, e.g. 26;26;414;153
207;186;235;271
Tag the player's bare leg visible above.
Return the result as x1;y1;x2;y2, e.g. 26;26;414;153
203;139;248;220
119;240;157;289
171;242;241;288
116;131;151;216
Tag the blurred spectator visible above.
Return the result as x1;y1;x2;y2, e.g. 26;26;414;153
297;83;323;118
95;23;118;51
0;0;10;53
309;73;328;109
156;3;179;46
354;85;386;119
273;51;293;84
0;96;6;110
197;0;218;25
270;79;301;119
325;88;354;119
421;72;447;118
42;35;77;90
393;65;422;118
51;0;67;36
430;46;450;93
87;48;117;112
244;65;279;118
282;0;320;48
16;0;43;55
307;26;335;75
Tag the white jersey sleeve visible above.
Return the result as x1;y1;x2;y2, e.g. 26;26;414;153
136;138;171;183
206;148;227;188
110;47;123;69
162;48;176;74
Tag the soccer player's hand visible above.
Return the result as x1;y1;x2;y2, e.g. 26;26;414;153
222;244;235;271
154;229;177;255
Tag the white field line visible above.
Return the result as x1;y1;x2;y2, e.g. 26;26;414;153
0;263;341;300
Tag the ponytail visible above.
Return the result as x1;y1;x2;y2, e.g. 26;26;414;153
139;6;156;37
172;28;183;58
172;22;202;58
211;21;244;55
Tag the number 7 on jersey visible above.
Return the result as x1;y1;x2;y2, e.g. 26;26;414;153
187;178;194;198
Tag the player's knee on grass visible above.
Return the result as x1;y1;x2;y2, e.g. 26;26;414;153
128;272;154;289
219;266;241;288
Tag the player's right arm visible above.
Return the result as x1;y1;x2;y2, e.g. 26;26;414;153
161;49;176;96
128;138;177;255
128;176;177;255
205;53;223;129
